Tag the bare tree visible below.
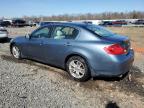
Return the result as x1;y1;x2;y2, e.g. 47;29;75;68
22;11;144;22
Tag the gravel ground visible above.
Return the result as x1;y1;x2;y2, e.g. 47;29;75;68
0;27;144;108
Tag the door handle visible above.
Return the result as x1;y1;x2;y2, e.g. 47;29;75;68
64;42;71;46
40;42;44;46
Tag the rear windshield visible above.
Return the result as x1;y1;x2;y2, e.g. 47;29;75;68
86;25;115;37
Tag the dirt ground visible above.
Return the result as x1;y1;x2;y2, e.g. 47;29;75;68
0;27;144;108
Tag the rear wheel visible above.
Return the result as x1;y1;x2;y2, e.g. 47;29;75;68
66;56;91;82
11;45;21;59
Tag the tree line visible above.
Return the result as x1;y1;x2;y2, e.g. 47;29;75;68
22;11;144;22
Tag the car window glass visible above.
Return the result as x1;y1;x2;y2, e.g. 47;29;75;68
53;26;78;40
31;27;50;38
86;25;114;37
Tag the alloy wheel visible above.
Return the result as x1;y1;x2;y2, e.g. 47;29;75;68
12;46;20;59
69;60;85;79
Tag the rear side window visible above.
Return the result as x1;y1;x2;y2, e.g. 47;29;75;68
53;26;79;40
86;25;114;37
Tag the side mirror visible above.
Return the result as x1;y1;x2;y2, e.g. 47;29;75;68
25;34;30;39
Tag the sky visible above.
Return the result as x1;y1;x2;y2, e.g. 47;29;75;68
0;0;144;18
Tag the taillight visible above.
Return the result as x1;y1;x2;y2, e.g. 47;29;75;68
104;44;126;55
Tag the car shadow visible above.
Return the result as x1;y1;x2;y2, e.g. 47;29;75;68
93;71;129;81
105;101;120;108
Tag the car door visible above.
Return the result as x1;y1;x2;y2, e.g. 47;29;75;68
23;26;52;61
42;25;79;67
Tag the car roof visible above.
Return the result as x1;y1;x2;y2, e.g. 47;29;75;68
43;22;93;28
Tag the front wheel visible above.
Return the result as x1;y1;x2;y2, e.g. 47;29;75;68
11;45;21;59
66;56;91;82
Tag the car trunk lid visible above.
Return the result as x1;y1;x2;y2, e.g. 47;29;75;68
102;34;131;54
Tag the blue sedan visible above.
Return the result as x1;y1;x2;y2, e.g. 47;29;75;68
10;22;134;81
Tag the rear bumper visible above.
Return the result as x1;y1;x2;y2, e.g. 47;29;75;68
91;49;134;77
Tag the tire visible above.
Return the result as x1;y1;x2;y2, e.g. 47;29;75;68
11;45;21;59
66;56;91;82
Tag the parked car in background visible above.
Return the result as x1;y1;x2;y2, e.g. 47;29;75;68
133;19;144;25
0;21;11;27
28;22;37;27
0;27;8;40
12;19;26;27
112;20;127;25
99;21;113;26
39;21;60;27
10;22;134;81
39;21;51;26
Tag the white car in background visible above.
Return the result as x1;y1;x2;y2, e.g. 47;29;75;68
0;27;8;40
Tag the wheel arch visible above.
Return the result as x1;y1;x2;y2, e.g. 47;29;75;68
64;53;91;71
10;42;16;54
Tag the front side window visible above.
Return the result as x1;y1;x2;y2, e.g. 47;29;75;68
31;27;51;38
86;25;115;37
53;26;79;40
